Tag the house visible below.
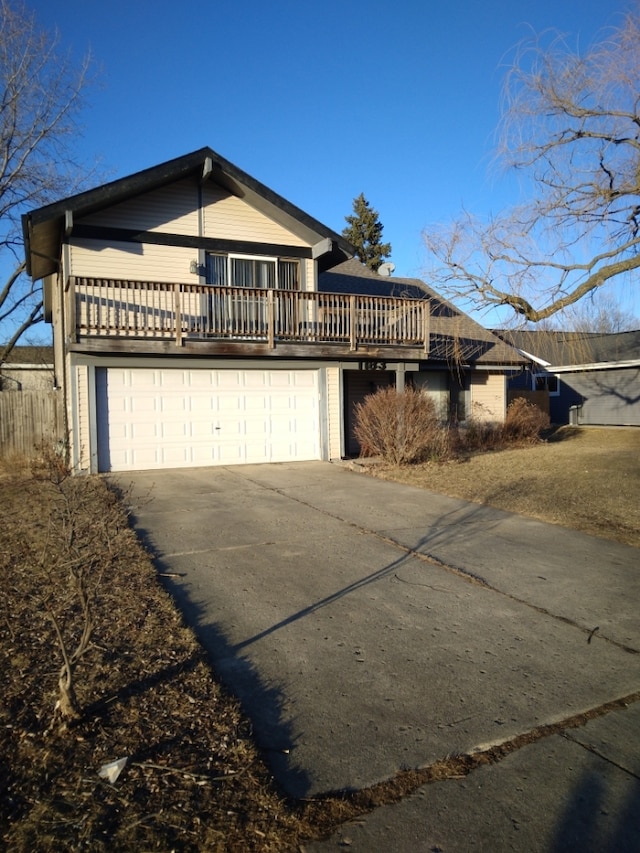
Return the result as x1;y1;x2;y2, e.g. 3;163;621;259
496;329;640;426
22;147;524;473
0;346;54;391
319;259;526;453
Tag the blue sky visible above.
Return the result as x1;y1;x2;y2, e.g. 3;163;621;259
23;0;638;328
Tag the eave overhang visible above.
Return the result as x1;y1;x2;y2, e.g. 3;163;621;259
22;147;355;281
546;358;640;373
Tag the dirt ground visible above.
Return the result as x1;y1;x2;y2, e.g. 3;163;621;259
1;427;638;851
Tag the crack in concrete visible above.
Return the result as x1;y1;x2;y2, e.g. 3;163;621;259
561;730;640;781
238;475;639;656
302;692;640;815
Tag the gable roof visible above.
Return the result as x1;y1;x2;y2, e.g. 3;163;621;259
319;260;525;366
22;147;355;281
495;329;640;368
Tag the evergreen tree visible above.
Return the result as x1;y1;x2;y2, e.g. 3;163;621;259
342;193;391;271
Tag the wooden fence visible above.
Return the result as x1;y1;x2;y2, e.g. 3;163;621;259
0;391;64;458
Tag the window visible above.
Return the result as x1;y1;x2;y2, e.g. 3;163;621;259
533;373;559;395
278;260;299;290
413;371;450;420
231;257;275;288
206;253;300;289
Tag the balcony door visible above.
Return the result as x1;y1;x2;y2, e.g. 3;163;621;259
205;254;300;338
206;254;299;290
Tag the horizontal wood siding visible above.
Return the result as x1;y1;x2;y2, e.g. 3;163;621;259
326;366;342;459
202;185;308;247
0;391;64;457
75;365;91;471
470;372;506;421
563;368;640;426
69;240;194;283
78;180;199;235
303;258;314;292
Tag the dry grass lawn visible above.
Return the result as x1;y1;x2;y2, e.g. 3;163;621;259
368;426;640;548
1;427;638;851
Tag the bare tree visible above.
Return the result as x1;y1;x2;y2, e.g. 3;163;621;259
423;9;640;323
0;0;93;363
560;290;639;334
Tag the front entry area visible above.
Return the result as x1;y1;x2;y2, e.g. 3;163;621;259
343;369;395;456
96;367;321;472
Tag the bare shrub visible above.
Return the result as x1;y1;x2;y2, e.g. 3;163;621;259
502;397;550;444
19;450;137;729
354;386;451;465
458;418;503;452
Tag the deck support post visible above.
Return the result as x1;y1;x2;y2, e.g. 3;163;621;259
174;284;183;346
267;290;275;349
422;301;430;356
349;295;357;351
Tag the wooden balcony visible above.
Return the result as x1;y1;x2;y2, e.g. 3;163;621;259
70;277;430;358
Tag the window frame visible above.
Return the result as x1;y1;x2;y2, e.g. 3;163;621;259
206;252;301;290
532;372;560;396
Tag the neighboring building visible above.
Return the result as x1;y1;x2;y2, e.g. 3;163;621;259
496;329;640;426
22;147;524;473
0;346;54;391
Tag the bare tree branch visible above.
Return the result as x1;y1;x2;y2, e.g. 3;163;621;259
0;0;95;362
424;9;640;323
0;299;43;364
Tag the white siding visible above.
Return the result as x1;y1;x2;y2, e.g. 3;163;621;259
79;180;199;235
470;372;506;421
69;179;315;284
302;258;315;292
75;364;91;471
326;366;342;459
202;184;308;247
69;240;194;283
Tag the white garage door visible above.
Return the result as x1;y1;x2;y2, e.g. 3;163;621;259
97;368;321;471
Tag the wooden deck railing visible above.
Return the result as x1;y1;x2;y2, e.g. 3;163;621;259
71;277;430;352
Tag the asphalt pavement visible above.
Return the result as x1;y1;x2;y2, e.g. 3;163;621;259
122;461;640;851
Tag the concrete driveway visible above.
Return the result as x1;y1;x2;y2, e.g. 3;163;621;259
123;461;640;809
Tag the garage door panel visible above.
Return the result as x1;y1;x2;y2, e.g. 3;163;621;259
183;371;215;390
97;368;320;472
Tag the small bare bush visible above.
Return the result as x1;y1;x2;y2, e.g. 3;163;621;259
17;449;138;729
457;418;503;452
354;387;451;465
502;397;550;444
